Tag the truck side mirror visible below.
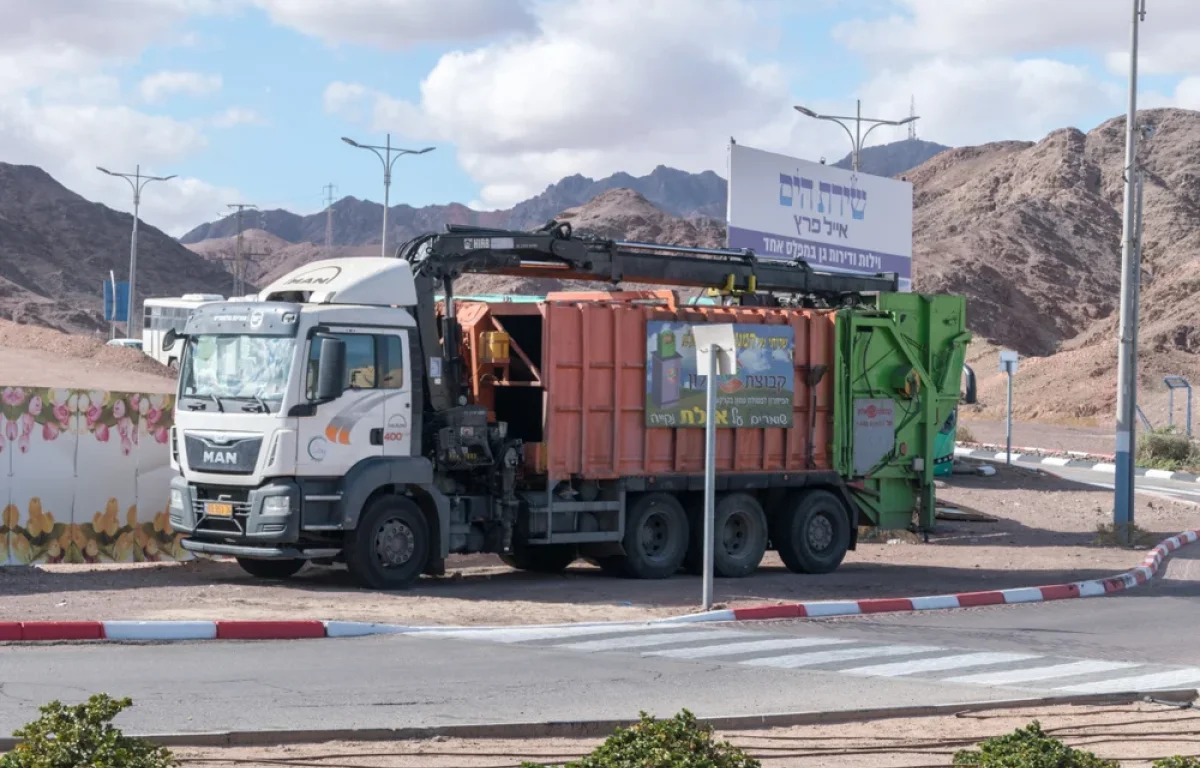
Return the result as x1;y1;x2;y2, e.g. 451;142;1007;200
163;328;178;351
962;364;977;405
315;336;346;401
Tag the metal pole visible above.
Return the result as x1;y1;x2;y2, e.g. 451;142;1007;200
1006;368;1013;465
1114;0;1145;543
702;347;717;611
381;133;391;259
109;269;117;340
854;100;862;172
128;166;140;338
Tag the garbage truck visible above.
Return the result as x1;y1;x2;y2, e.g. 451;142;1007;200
164;221;970;589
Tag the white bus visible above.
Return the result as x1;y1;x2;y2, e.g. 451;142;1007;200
143;294;225;369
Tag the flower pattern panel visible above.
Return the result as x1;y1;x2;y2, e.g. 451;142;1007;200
5;388;78;564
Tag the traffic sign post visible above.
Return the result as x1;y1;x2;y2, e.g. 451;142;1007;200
691;323;737;612
999;350;1019;465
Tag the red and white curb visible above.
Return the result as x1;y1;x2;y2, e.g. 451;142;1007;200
5;529;1196;643
955;443;1199;482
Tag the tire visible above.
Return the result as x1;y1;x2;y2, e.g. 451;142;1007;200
235;557;305;579
771;489;851;574
500;543;578;574
683;493;769;578
619;492;689;579
345;495;430;590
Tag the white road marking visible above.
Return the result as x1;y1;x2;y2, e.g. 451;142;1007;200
1146;469;1178;480
645;637;853;659
1042;457;1072;466
944;660;1142;686
1056;668;1200;694
740;644;942;669
555;629;754;652
839;652;1037;678
421;624;664;644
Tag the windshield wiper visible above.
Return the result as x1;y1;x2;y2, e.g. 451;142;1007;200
209;394;224;413
240;395;270;413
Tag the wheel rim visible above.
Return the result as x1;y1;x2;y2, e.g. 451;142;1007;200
807;513;834;552
375;518;416;568
639;509;672;562
722;511;749;555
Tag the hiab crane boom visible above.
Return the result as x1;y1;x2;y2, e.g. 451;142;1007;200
164;219;966;590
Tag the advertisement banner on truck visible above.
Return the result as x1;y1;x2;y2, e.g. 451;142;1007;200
645;321;794;428
726;142;913;291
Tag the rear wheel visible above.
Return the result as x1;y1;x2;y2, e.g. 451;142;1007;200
620;492;689;579
346;495;430;589
500;543;578;574
235;557;305;579
771;489;851;574
683;493;768;578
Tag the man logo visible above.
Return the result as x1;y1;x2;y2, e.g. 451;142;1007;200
285;265;341;287
307;437;328;461
202;450;239;465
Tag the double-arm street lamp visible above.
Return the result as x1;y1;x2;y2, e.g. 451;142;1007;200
794;100;918;172
97;165;176;336
341;135;435;257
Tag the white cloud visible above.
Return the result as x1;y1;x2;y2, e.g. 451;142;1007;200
139;71;223;102
857;58;1122;149
253;0;536;49
209;107;268;128
323;0;820;208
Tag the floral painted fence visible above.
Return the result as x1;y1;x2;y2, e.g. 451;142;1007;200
0;386;189;565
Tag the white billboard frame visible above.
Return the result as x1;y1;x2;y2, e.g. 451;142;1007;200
726;141;913;291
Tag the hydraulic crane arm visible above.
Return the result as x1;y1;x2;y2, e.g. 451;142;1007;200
396;220;900;413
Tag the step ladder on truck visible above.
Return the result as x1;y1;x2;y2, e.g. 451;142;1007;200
162;221;971;588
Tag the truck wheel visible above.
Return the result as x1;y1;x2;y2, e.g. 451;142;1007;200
683;493;769;578
346;495;430;590
771;489;851;574
500;543;578;574
620;492;689;579
235;557;305;579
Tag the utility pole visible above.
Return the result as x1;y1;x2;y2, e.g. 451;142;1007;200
323;183;337;252
341;135;435;257
908;96;917;140
96;165;176;336
1114;0;1148;544
794;100;918;173
227;203;257;296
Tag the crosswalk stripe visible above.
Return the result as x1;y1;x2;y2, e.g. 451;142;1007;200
1055;668;1200;694
645;636;853;660
944;660;1142;686
839;652;1038;678
740;644;942;669
419;624;664;644
555;629;755;652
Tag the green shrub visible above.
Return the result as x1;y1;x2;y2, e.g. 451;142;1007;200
1138;427;1200;470
522;710;759;768
0;694;176;768
952;720;1116;767
956;423;977;443
1154;758;1200;768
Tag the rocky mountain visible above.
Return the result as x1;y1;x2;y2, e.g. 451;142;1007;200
0;163;237;334
833;138;950;178
181;142;945;251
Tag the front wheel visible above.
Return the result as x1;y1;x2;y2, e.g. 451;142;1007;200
619;492;689;579
235;557;306;579
346;495;430;590
771;489;851;574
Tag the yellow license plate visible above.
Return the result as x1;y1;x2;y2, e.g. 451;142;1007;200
205;502;233;518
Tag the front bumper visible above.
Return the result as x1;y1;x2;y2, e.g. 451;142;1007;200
169;475;303;544
180;539;340;560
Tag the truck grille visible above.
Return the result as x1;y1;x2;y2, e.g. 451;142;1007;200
192;497;251;534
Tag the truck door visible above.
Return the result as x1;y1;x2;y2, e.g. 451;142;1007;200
379;332;413;458
296;328;386;476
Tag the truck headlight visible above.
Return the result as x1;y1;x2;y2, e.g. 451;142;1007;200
170;489;186;511
261;496;291;516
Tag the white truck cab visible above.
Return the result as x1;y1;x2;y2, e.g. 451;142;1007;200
167;258;440;587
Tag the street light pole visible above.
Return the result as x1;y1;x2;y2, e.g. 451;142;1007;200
97;165;176;337
793;100;918;172
341;135;435;258
1115;0;1148;544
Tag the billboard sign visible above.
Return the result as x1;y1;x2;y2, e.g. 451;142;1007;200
726;142;913;290
103;280;130;323
645;321;794;428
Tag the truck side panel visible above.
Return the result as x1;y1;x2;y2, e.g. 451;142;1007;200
542;300;836;480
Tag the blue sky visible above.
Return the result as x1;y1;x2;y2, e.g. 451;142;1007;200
3;0;1199;235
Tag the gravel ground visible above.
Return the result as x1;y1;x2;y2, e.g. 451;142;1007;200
0;464;1194;625
170;701;1200;767
962;419;1117;456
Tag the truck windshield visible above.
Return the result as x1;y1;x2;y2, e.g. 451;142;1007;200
180;334;295;401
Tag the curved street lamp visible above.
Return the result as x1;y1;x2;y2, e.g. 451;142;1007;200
794;100;917;173
341;135;435;257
